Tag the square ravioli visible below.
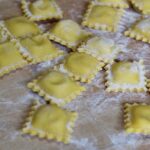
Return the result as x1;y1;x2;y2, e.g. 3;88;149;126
27;70;86;106
124;103;150;134
16;34;64;64
78;36;121;63
95;0;129;8
129;0;150;15
22;100;77;143
48;20;91;49
82;2;124;32
3;16;41;38
56;52;105;83
125;18;150;44
21;0;63;21
0;40;27;77
105;60;147;92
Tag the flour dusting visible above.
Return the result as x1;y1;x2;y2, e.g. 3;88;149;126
0;0;150;150
71;138;99;150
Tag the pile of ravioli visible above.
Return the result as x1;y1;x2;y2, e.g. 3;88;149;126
0;0;150;144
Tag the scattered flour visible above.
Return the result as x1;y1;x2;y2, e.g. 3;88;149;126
70;138;99;150
0;2;150;150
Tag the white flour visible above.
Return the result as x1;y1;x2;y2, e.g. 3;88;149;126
0;1;150;150
70;138;99;150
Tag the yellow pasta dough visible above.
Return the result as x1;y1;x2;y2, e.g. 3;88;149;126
22;0;63;21
22;100;77;143
57;52;104;82
48;20;91;49
112;62;139;84
17;34;64;63
82;2;124;32
124;103;150;134
4;16;41;38
96;0;129;8
0;41;27;77
78;36;120;63
105;61;147;92
125;18;150;44
27;71;85;106
129;0;150;15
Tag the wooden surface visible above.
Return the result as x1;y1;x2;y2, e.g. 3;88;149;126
0;0;150;150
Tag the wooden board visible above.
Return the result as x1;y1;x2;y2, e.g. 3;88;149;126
0;0;150;150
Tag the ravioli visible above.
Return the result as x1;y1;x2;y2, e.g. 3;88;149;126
124;103;150;134
105;61;147;92
48;20;91;49
21;0;63;21
0;41;27;77
129;0;150;15
27;71;86;106
96;0;129;8
17;34;64;64
4;16;41;38
82;1;124;32
125;18;150;44
56;52;104;83
78;36;120;63
22;100;77;143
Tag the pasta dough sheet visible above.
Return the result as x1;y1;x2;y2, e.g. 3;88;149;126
0;0;150;150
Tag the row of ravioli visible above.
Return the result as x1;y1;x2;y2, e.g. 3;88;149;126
0;16;150;76
0;16;149;90
0;17;149;91
0;0;150;43
21;100;150;143
21;0;150;22
20;0;150;38
0;0;150;144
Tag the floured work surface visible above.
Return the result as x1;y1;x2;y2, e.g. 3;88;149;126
0;0;150;150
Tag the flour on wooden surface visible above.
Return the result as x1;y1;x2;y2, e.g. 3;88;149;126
0;2;150;150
